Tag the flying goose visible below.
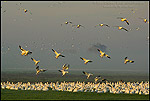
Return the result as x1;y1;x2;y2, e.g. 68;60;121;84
58;69;68;76
80;57;92;64
61;21;73;26
52;49;65;59
94;75;101;83
36;66;47;75
97;49;111;59
124;57;134;64
72;24;85;28
31;57;40;66
117;17;129;25
113;26;128;32
62;64;70;70
19;45;32;56
82;71;93;79
139;18;149;23
95;23;110;27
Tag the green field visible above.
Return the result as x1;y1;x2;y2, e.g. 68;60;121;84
1;88;149;100
1;71;149;100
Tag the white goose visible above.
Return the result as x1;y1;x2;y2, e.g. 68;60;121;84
94;75;101;83
58;69;68;76
31;57;40;66
80;57;92;64
124;57;134;64
72;24;85;28
19;45;32;56
36;66;47;75
62;64;70;70
95;23;110;27
52;49;65;59
97;49;111;59
82;71;93;79
113;26;128;32
117;17;129;25
61;21;73;26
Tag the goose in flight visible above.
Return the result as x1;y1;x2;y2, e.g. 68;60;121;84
95;23;110;27
139;18;149;23
36;66;47;75
52;49;65;59
19;45;32;56
72;24;85;28
80;57;92;64
58;69;68;76
62;64;70;70
94;75;101;83
31;57;40;66
117;17;129;25
124;57;134;64
97;49;111;59
61;21;73;26
113;26;128;32
82;71;93;79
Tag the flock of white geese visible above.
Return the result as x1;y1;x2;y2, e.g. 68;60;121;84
1;81;149;95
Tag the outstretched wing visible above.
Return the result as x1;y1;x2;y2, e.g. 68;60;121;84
31;57;36;62
105;54;111;59
97;49;103;54
19;45;25;51
80;57;86;61
125;20;129;25
52;49;58;55
83;71;88;76
36;66;39;71
60;54;65;57
41;69;47;72
122;27;128;32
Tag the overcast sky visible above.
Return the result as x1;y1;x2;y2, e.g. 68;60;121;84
1;1;149;73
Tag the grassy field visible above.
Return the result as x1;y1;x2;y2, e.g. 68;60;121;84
1;70;149;100
1;89;149;100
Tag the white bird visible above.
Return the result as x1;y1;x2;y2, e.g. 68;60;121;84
80;57;92;64
19;45;32;56
72;24;85;28
139;17;149;23
95;23;110;27
36;66;47;75
117;17;129;25
52;48;65;59
62;64;70;70
82;71;93;79
31;57;40;66
113;26;128;32
58;69;68;76
97;49;111;59
124;57;134;64
61;21;73;26
94;75;101;83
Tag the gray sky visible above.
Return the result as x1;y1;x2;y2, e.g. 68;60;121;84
1;1;149;73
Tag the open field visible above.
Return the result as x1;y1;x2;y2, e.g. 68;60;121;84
1;70;149;100
1;88;149;100
1;70;149;83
